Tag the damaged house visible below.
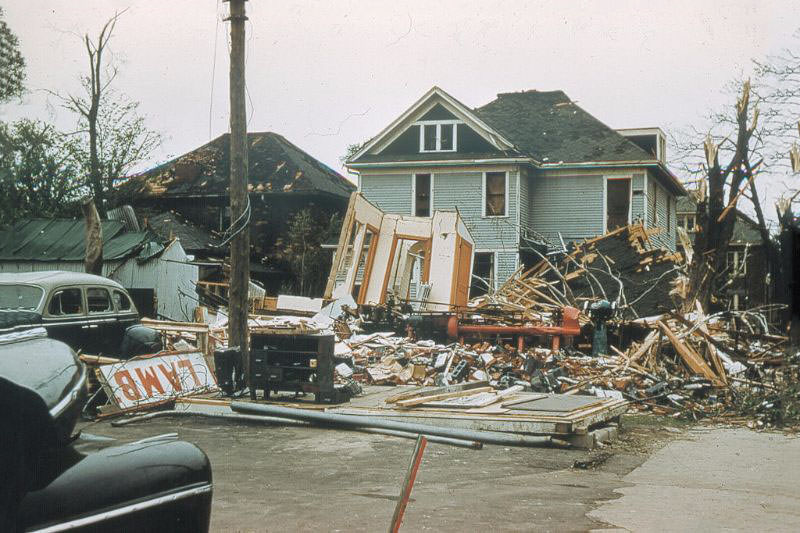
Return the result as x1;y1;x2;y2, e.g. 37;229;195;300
676;193;771;311
346;87;686;297
115;132;356;294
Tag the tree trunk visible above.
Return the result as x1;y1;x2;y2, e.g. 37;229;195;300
82;196;103;276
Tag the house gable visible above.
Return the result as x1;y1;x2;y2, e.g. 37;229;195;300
350;87;517;164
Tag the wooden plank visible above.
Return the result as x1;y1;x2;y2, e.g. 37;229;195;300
396;387;493;408
385;381;489;404
657;321;723;385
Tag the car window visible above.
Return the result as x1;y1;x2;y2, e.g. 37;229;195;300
113;290;132;311
48;288;84;315
87;287;112;313
0;284;44;311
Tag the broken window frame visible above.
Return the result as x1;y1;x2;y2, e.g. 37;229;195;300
604;176;632;233
47;288;85;316
482;171;508;218
87;287;113;314
352;225;380;304
470;251;496;298
381;235;431;304
417;120;458;153
412;173;433;217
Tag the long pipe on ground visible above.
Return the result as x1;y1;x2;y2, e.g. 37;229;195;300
110;409;483;449
231;402;570;448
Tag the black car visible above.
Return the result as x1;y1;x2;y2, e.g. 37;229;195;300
0;329;213;532
0;271;141;356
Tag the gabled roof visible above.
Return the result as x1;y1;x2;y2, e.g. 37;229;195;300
348;86;685;195
349;86;518;162
474;90;654;164
117;132;355;201
0;219;164;262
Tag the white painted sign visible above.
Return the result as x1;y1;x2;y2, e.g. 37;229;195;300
98;351;218;410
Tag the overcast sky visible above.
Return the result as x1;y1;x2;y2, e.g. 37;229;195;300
2;1;798;201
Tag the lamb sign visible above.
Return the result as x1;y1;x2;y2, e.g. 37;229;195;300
98;351;218;410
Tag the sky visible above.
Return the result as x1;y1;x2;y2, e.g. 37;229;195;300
2;1;798;213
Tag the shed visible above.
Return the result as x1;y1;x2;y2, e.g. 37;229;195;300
0;219;199;321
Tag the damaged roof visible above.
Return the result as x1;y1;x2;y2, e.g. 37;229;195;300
144;210;221;253
117;132;355;200
0;219;164;262
474;90;654;164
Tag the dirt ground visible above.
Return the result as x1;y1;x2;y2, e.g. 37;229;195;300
76;410;688;532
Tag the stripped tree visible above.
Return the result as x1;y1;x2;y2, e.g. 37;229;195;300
50;12;161;216
685;81;761;313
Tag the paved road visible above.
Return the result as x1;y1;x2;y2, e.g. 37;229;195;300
589;427;800;532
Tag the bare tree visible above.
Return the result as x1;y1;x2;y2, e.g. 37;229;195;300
51;13;161;215
685;81;760;312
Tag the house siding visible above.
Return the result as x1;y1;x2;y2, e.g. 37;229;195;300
645;170;676;250
360;167;520;286
631;173;646;224
359;174;412;215
519;168;531;235
529;172;604;246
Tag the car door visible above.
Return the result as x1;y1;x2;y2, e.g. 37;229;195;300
85;286;120;355
43;287;88;350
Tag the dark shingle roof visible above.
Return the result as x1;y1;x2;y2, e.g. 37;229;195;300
117;132;355;200
474;90;655;164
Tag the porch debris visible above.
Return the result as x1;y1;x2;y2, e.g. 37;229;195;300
324;192;475;311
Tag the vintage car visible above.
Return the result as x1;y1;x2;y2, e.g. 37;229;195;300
0;271;142;356
0;329;213;531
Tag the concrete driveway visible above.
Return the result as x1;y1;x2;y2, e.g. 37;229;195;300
589;427;800;532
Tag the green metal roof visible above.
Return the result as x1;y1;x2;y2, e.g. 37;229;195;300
0;218;164;262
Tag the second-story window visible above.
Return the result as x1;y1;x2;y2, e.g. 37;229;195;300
419;122;457;152
414;173;432;217
484;172;507;217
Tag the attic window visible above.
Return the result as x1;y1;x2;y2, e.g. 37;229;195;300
418;121;458;152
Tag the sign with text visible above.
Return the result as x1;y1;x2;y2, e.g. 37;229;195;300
98;351;218;410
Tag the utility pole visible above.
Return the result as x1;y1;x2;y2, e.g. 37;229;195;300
226;0;250;386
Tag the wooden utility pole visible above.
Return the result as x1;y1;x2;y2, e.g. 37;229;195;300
226;0;250;386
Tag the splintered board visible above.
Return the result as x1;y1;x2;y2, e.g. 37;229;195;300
421;391;500;408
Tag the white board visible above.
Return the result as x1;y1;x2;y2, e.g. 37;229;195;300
98;351;218;410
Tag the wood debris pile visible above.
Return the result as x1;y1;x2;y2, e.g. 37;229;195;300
334;333;549;389
473;223;684;320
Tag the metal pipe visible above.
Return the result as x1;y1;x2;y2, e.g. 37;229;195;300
110;409;482;449
231;402;569;448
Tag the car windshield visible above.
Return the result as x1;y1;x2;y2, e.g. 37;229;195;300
0;284;45;311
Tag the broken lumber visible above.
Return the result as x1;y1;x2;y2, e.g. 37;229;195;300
657;321;723;386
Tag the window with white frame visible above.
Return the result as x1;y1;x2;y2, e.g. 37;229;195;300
680;214;696;232
726;250;747;277
483;172;507;217
418;121;457;152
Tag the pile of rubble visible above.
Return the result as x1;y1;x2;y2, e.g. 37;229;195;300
328;224;798;428
473;224;683;320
